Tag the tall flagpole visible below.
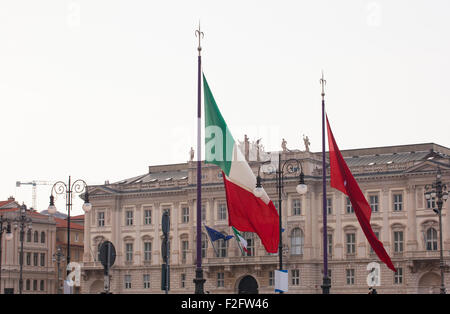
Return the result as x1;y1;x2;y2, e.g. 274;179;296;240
320;71;331;294
194;22;206;294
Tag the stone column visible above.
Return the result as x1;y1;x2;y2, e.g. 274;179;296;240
172;202;179;265
303;187;314;259
153;202;161;265
406;184;418;252
83;207;91;262
381;187;390;253
334;193;343;259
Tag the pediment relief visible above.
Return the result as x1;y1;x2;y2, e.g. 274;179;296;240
87;186;118;196
405;160;450;174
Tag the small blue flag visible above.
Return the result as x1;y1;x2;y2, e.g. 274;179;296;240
205;225;233;242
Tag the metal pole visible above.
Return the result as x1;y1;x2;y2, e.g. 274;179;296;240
438;208;445;294
67;176;71;268
0;219;3;294
194;23;205;294
320;71;331;294
19;223;24;294
278;153;283;272
57;253;61;294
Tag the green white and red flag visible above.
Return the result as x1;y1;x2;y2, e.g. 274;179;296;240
232;226;249;255
203;74;279;253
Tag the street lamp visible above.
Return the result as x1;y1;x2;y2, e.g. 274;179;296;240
255;153;307;293
5;204;32;294
52;246;65;294
424;167;448;294
0;216;13;294
48;176;91;272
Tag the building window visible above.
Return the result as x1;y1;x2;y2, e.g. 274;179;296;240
125;210;133;226
327;234;333;257
40;253;45;267
394;231;404;253
26;229;31;242
144;208;152;225
426;228;438;251
346;233;356;255
26;252;31;266
268;271;274;286
291;228;304;255
181;240;189;263
217;272;225;287
327;197;333;215
181;207;189;223
346;269;355;285
393;193;403;211
40;280;45;291
125;243;133;262
346;197;354;214
201;233;208;258
144;242;152;262
243;232;255;257
181;273;186;288
33;253;38;266
394;268;403;285
291;269;300;286
124;275;132;289
97;211;105;227
369;195;379;212
218;203;227;221
33;280;37;291
201;205;206;222
26;279;31;291
143;274;150;289
217;235;228;258
292;199;301;216
40;232;46;244
34;231;39;243
370;231;380;254
427;197;436;209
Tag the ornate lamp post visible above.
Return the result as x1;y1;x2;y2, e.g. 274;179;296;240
254;153;307;293
47;176;91;272
424;167;448;294
4;204;32;294
52;246;65;294
0;216;13;294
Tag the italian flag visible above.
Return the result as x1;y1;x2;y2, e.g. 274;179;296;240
232;226;249;254
203;74;279;253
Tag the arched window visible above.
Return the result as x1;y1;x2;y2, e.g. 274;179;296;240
27;230;32;242
291;228;304;255
34;231;39;243
41;231;46;244
426;228;438;251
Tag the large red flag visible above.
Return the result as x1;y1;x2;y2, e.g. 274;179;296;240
326;115;396;272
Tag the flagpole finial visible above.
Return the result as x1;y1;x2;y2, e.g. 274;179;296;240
320;70;326;99
195;21;204;56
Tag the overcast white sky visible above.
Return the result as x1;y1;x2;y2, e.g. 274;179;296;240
1;0;449;216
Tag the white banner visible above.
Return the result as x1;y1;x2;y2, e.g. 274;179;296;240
275;270;288;293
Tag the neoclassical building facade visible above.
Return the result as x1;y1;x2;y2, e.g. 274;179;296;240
81;142;450;294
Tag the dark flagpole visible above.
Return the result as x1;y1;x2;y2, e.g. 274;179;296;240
194;22;206;294
320;71;331;294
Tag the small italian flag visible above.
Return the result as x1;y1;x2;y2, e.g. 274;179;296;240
232;226;249;255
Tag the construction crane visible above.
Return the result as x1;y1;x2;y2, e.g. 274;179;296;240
16;180;53;210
